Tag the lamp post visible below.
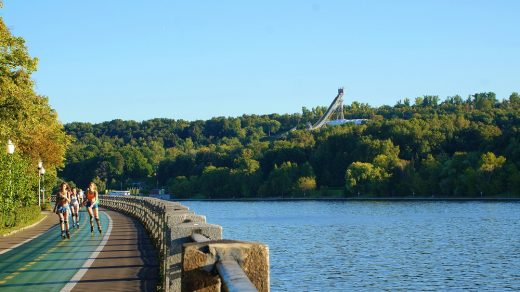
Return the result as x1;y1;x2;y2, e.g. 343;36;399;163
6;140;15;211
154;169;159;190
41;167;46;205
38;160;43;206
7;139;14;155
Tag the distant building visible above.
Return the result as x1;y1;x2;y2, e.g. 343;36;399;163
108;190;130;196
326;119;367;126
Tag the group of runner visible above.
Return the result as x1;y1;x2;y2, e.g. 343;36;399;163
53;181;103;239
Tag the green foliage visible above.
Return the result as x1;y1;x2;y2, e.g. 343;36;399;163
0;150;38;221
0;17;69;170
61;91;520;198
345;162;390;196
1;16;67;227
0;205;40;232
296;176;317;195
479;152;506;173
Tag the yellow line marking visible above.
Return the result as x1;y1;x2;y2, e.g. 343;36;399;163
0;227;75;285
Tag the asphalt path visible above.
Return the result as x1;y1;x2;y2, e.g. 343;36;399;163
69;210;158;291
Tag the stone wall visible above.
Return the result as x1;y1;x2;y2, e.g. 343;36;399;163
99;196;269;292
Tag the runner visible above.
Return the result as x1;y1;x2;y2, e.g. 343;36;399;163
53;182;71;239
70;188;80;229
84;182;102;234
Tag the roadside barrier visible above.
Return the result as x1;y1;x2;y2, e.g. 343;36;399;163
99;196;269;292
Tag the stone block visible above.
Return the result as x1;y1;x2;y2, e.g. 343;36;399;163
168;222;222;292
182;240;269;292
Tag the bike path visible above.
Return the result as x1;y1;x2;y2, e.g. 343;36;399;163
70;210;158;291
0;210;110;291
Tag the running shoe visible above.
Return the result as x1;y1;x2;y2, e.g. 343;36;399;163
66;231;70;239
98;228;102;234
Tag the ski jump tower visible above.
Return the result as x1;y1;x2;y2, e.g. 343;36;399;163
308;88;345;130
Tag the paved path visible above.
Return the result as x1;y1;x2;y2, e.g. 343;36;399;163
70;210;158;291
0;209;158;291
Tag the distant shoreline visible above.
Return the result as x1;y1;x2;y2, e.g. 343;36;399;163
173;197;520;202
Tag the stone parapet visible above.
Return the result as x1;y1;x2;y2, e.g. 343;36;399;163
99;196;269;292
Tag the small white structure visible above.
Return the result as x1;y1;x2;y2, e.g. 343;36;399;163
108;190;131;196
326;119;367;126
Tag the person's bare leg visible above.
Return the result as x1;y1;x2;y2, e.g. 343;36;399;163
70;208;76;227
64;210;70;238
73;205;80;228
58;212;65;238
93;208;102;233
88;206;94;233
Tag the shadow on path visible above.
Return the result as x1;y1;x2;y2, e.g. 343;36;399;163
71;210;158;291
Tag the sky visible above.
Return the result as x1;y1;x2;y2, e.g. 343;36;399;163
1;1;519;124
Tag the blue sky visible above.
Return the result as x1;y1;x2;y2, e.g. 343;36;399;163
2;1;519;123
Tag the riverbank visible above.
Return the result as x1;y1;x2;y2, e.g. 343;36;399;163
174;197;520;202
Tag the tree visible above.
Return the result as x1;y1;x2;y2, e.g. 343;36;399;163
479;152;506;194
296;177;316;196
260;162;298;197
480;152;506;173
345;162;390;196
92;176;106;193
473;92;497;110
233;149;260;175
59;86;520;198
1;17;68;219
510;92;520;107
0;18;69;169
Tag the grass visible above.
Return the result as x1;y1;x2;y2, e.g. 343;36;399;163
0;213;47;237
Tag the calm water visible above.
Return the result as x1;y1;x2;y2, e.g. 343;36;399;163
182;201;520;291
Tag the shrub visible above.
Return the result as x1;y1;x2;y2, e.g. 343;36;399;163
0;205;41;230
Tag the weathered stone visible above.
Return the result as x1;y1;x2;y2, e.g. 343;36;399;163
167;213;206;225
182;245;221;292
182;240;269;292
165;204;190;211
169;222;222;292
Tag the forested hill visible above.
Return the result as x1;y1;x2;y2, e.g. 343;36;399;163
61;92;520;198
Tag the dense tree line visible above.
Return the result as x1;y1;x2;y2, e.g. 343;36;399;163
61;91;520;198
1;16;69;228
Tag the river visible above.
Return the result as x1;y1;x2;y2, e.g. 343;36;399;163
182;200;520;291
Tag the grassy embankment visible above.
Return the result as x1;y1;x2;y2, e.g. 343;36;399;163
0;206;48;236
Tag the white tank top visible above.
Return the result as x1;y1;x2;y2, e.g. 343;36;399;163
71;194;78;204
